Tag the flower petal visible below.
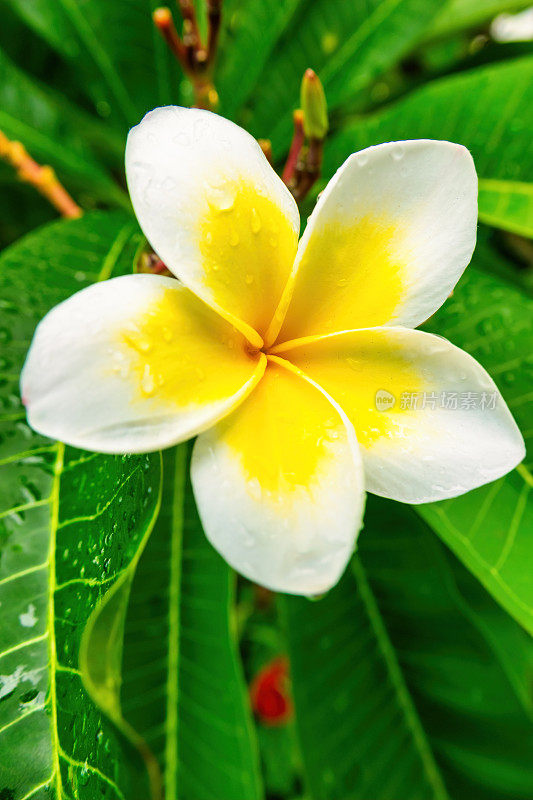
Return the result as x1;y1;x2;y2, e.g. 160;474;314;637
277;328;525;503
21;274;266;454
126;106;300;344
191;357;365;595
269;140;477;345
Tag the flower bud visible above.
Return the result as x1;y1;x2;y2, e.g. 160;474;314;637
300;69;328;140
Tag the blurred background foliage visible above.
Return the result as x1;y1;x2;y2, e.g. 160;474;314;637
0;1;532;799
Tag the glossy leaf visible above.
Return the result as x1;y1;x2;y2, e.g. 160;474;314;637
0;211;163;799
0;48;127;208
325;56;533;183
6;0;179;131
281;547;449;800
413;266;533;633
216;0;303;119
243;0;443;149
478;179;533;238
121;446;264;800
424;0;533;41
283;495;533;800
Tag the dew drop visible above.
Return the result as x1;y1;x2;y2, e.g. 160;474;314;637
245;274;254;285
124;327;152;354
19;603;37;628
251;208;261;234
141;365;155;396
207;184;235;213
392;144;405;161
229;228;240;247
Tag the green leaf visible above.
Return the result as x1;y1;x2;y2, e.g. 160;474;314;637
424;0;533;42
0;48;128;208
325;56;533;183
474;225;533;295
283;495;533;800
280;546;449;800
244;0;443;150
7;0;179;131
216;0;303;120
121;446;264;800
0;211;163;799
415;266;533;633
478;179;533;238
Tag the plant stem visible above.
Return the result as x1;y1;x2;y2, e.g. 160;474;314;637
0;130;82;219
291;136;324;203
282;110;305;185
153;2;222;111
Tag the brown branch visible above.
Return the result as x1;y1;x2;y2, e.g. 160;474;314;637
153;2;222;111
291;136;324;203
153;7;188;64
0;130;82;219
206;0;222;70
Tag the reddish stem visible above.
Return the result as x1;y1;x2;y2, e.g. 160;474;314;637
282;109;305;185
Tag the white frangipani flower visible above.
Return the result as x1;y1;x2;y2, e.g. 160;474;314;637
21;107;525;596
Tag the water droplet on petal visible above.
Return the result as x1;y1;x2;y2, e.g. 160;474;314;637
207;184;235;213
251;208;261;233
141;365;155;396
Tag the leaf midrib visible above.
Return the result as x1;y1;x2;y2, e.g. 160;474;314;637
47;441;64;798
164;446;187;800
351;557;451;800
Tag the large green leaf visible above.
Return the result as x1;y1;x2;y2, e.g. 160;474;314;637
216;0;303;120
474;225;533;295
412;266;533;634
281;543;449;800
0;48;127;208
243;0;443;150
478;179;533;238
121;446;264;800
283;495;533;800
325;56;533;184
0;212;163;799
423;0;533;41
7;0;179;131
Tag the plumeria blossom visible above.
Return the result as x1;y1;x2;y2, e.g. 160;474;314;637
22;107;525;595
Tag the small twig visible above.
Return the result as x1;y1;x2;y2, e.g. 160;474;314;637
153;2;222;111
0;129;82;219
282;110;305;185
206;0;222;70
153;7;188;64
291;137;324;203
